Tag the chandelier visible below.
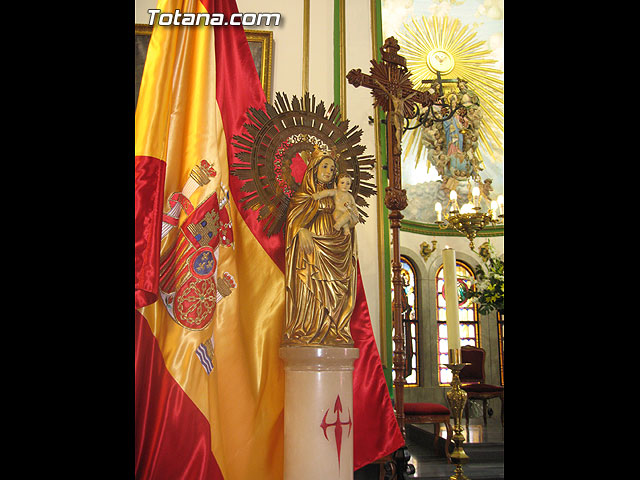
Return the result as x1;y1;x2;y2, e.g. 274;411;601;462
435;189;503;250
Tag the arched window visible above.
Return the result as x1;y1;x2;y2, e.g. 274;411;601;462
435;260;479;385
390;255;420;386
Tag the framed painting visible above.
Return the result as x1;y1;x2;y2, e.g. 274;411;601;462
135;24;153;109
134;25;273;108
245;29;273;103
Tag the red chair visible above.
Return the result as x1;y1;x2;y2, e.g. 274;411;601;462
404;402;453;462
460;345;504;426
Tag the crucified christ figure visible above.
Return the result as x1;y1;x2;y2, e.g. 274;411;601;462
373;79;418;154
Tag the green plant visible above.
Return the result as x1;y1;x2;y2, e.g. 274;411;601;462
462;241;504;315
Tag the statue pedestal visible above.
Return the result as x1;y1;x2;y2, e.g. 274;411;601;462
279;346;359;480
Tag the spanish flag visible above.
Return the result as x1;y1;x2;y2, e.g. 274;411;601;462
134;0;403;478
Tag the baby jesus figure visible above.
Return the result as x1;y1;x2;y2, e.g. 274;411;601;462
312;173;359;234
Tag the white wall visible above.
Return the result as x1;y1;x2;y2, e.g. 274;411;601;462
135;0;153;23
342;0;382;351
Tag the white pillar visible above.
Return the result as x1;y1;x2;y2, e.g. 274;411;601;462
280;346;360;480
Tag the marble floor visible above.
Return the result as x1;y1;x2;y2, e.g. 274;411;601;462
355;408;504;479
406;411;504;480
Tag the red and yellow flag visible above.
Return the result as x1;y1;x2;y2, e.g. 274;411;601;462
135;1;403;478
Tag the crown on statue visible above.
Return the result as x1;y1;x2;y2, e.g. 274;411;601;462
310;144;327;161
310;144;341;163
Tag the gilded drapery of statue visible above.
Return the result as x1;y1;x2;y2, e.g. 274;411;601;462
283;147;359;346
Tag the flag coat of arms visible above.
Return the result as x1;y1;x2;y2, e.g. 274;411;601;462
134;1;404;478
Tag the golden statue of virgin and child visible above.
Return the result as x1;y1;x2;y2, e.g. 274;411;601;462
283;146;360;347
230;93;377;348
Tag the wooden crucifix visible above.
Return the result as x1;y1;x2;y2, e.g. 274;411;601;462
347;36;435;438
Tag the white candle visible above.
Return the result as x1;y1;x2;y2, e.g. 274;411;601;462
497;195;504;215
442;247;461;352
449;190;459;213
435;202;442;222
491;200;498;220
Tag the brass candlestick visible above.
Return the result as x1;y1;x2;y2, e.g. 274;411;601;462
445;349;471;480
